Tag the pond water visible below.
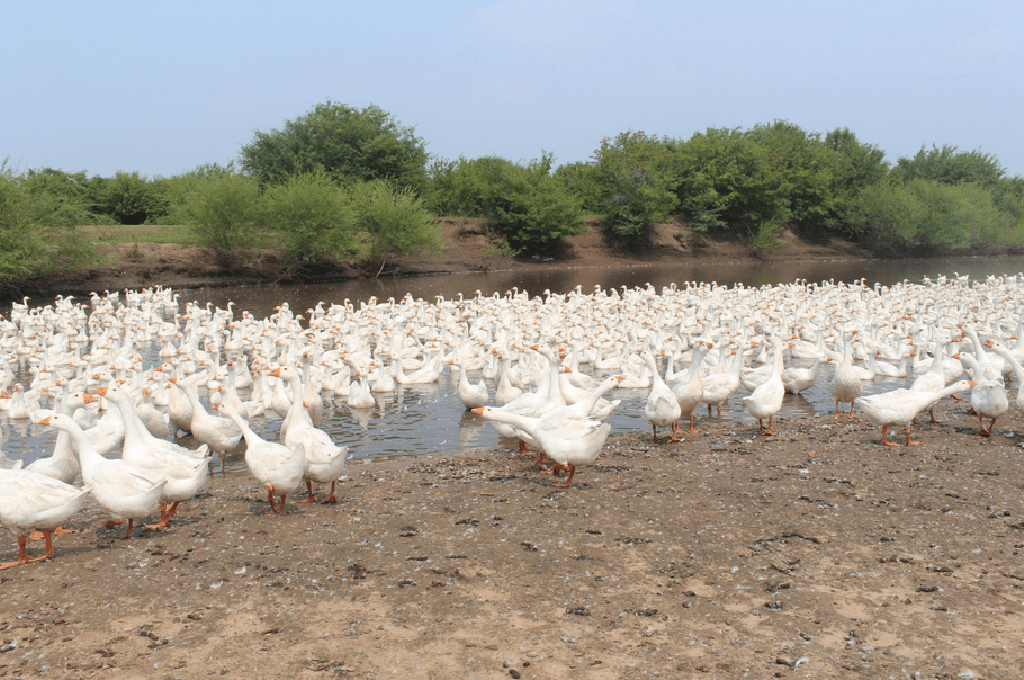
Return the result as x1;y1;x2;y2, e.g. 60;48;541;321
4;255;1024;472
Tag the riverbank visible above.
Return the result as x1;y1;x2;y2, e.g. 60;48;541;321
18;219;873;300
2;400;1023;679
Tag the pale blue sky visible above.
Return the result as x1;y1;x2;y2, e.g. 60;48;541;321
4;1;1022;178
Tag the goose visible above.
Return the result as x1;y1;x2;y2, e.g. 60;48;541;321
742;339;788;436
0;468;89;570
702;347;743;414
910;343;951;422
452;358;488;410
221;404;305;514
271;366;348;504
985;341;1024;411
856;379;974;446
668;341;710;434
473;406;610;488
97;386;210;529
136;387;170;438
38;413;165;539
829;336;862;419
970;377;1009;437
640;350;682;442
494;355;523;406
175;378;242;468
782;356;827;395
347;372;376;409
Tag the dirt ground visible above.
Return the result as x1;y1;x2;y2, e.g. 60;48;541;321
34;218;869;298
3;397;1024;679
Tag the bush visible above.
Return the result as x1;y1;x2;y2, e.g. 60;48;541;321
180;173;262;265
422;154;584;255
261;170;355;264
592;132;678;248
553;161;603;213
895;144;1005;188
844;178;1017;255
89;171;168;224
0;161;99;285
240;99;428;192
350;179;442;265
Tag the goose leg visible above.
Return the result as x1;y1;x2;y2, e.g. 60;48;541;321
651;424;660;441
297;481;317;503
686;414;699;434
537;451;551;472
275;494;287;514
103;519;125;528
666;422;681;443
979;414;991;437
122;519;135;539
0;536;46;570
554;465;576;488
880;425;895;446
928;407;943;423
322;481;338;504
904;426;920;446
763;417;775;436
847;403;855;418
834;400;843;419
267;485;279;514
146;502;180;530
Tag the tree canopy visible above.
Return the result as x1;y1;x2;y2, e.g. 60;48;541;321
240;100;428;192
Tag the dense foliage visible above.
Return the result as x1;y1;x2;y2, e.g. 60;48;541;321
6;102;1024;286
0;161;98;285
240;100;428;192
425;153;584;255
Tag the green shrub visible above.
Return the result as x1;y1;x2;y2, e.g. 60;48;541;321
592;131;678;248
0;162;99;285
422;154;584;255
895;144;1005;188
553;161;603;213
180;173;262;265
261;170;355;263
89;171;169;224
350;179;442;264
844;178;1016;255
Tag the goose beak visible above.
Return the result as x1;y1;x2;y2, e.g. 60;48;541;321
37;416;52;426
471;407;485;415
94;386;108;396
83;393;99;404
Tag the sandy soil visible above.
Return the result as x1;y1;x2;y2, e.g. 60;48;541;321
32;219;869;298
3;397;1024;679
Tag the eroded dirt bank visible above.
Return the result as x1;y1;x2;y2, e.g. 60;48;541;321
27;220;870;299
2;400;1023;679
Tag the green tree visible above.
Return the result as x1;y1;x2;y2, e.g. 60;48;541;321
553;161;603;213
350;179;442;265
592;131;679;248
240;100;428;191
895;144;1005;188
261;170;355;264
668;127;786;233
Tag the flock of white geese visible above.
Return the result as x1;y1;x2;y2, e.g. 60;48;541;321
0;274;1022;570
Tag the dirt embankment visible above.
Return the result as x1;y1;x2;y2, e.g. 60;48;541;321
29;219;871;298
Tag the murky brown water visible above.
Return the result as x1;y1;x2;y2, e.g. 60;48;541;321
4;256;1024;471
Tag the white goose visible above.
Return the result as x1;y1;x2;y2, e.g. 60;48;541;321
856;379;974;446
221;403;305;514
0;468;89;570
742;339;788;436
473;406;610;487
271;366;348;504
640;350;682;442
39;413;165;539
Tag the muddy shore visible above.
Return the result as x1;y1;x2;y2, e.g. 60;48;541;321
3;398;1024;679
